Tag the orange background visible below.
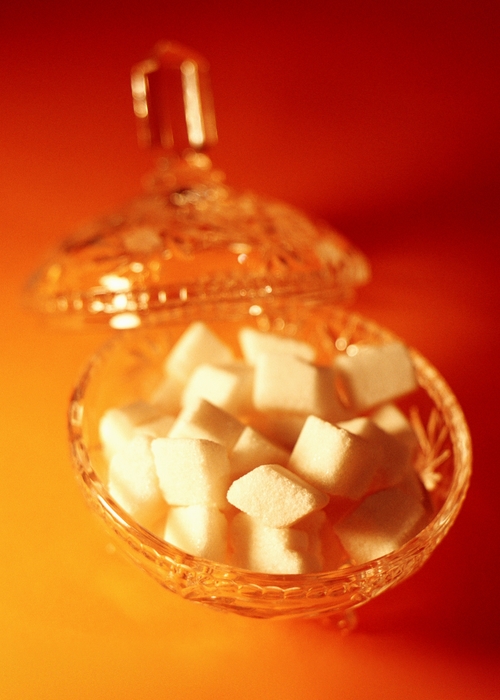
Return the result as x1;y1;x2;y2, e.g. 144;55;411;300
1;2;499;698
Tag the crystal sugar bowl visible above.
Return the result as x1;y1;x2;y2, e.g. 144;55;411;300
68;306;471;621
27;42;471;622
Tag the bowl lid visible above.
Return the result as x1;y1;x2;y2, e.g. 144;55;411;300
24;42;370;329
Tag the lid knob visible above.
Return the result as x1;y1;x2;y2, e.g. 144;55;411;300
131;41;218;154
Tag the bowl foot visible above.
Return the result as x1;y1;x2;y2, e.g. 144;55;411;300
317;608;358;634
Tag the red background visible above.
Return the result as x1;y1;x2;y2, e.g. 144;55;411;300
1;2;499;698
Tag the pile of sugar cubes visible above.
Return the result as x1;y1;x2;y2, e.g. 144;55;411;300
99;321;432;575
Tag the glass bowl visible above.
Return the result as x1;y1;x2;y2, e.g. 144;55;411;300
68;303;471;621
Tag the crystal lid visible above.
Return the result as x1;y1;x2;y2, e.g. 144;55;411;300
25;42;370;329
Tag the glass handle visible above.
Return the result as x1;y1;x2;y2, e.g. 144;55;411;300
131;41;218;154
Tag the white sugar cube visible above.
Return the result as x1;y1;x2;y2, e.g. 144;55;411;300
134;414;176;440
371;403;419;454
150;373;185;414
243;410;308;450
288;415;380;500
99;401;164;459
164;321;235;383
168;398;244;450
333;486;429;564
334;341;418;412
293;510;346;572
253;352;350;422
163;505;228;563
181;362;253;415
108;435;167;529
337;416;414;490
152;437;231;509
230;512;312;574
398;467;428;502
291;511;325;572
228;426;291;480
227;463;329;528
319;521;348;571
238;327;316;364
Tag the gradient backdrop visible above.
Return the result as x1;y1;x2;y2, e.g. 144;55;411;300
1;2;499;699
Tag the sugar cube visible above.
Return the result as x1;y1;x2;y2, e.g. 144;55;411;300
291;511;325;572
398;467;428;502
152;437;231;509
333;486;429;563
228;426;291;480
293;510;346;572
181;362;253;415
227;463;329;528
318;521;348;572
288;415;380;500
242;410;308;450
238;326;316;364
334;341;418;412
164;321;235;383
370;403;419;455
163;505;228;563
167;398;244;450
150;373;185;414
107;435;167;529
230;512;312;574
134;414;176;440
337;416;414;490
99;401;164;459
253;352;350;422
